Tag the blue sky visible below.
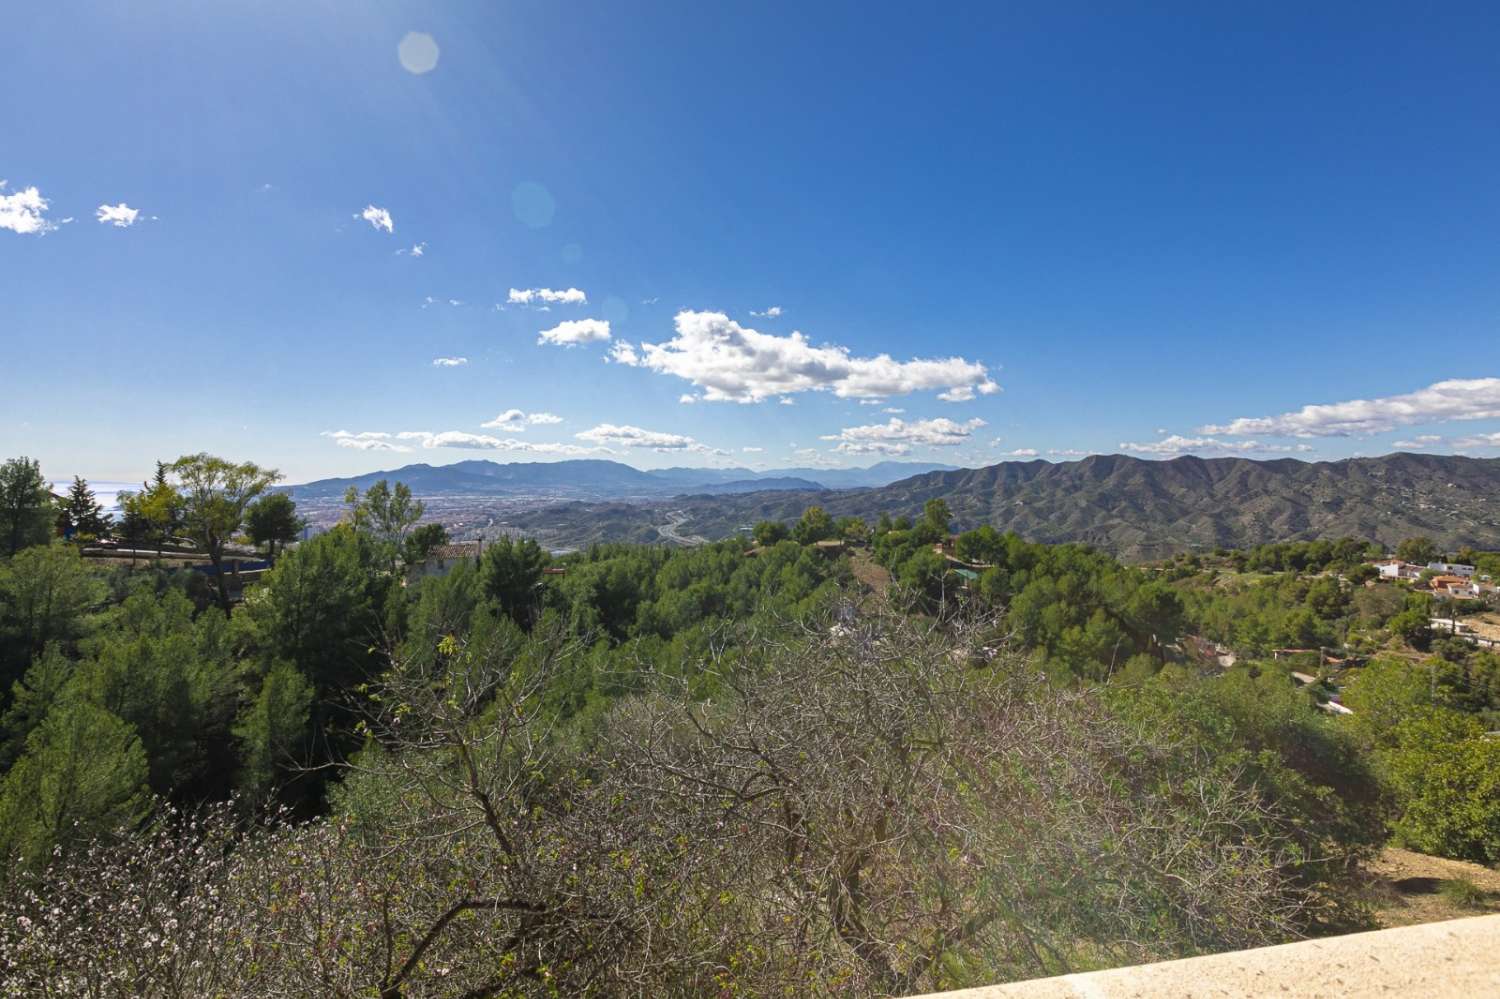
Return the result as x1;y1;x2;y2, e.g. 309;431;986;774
4;1;1500;484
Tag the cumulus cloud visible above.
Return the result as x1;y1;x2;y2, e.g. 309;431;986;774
749;306;783;317
679;394;698;404
1201;378;1500;438
431;356;467;367
1451;432;1500;449
538;318;611;347
1048;448;1091;457
509;287;587;306
742;446;764;453
328;428;603;456
480;409;564;431
820;417;986;457
605;341;640;365
0;182;57;235
322;431;413;453
574;423;725;454
358;205;394;233
1119;435;1316;456
1392;434;1443;450
1003;448;1040;458
95;202;141;228
621;311;999;403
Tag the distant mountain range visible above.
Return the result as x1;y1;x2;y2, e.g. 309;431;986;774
503;452;1500;559
285;458;957;502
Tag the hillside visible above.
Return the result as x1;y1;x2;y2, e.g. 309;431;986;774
508;453;1500;558
286;458;954;502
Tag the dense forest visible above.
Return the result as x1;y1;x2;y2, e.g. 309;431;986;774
1;454;1497;997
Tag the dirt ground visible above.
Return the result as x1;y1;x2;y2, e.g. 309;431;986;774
1456;610;1500;642
1364;847;1500;928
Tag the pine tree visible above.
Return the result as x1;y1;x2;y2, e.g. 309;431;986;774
62;476;112;541
0;457;54;556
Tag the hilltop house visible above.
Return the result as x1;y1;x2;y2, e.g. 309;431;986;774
1374;559;1422;581
1426;561;1477;578
407;542;482;583
1428;574;1481;599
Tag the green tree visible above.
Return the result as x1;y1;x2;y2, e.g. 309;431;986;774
402;522;450;566
124;462;185;557
922;498;951;536
69;588;239;799
0;700;150;874
248;525;386;696
245;492;303;562
1397;536;1439;566
234;660;314;804
482;536;549;628
752;520;789;546
791;506;835;545
0;457;55;556
1381;711;1500;863
171;453;282;615
348;480;424;571
0;645;73;768
59;476;112;541
0;543;103;684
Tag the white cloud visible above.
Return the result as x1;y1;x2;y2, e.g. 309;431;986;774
606;340;639;365
832;441;911;456
628;311;999;403
431;356;467;367
1048;448;1090;457
882;407;905;415
778;397;795;406
358;205;394;233
574;423;725;454
538;318;611;347
480;409;564;431
322;430;412;453
749;306;783;317
95;203;141;228
1451;432;1500;449
679;394;698;404
325;427;598;455
1119;435;1316;456
742;446;764;453
337;437;411;452
397;242;426;257
0;182;57;235
641;296;660;305
1392;434;1443;449
1003;448;1039;457
1202;378;1500;438
509;287;587;306
821;417;986;455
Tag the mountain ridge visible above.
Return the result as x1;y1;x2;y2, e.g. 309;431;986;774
284;458;957;500
503;452;1500;558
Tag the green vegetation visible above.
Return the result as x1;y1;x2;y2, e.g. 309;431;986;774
2;460;1499;995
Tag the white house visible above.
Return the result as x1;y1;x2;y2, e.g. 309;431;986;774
1375;560;1422;581
1427;562;1477;578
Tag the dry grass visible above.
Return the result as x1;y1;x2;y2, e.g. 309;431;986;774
1364;847;1500;928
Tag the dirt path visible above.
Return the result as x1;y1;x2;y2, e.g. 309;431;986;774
1365;847;1500;928
849;551;893;609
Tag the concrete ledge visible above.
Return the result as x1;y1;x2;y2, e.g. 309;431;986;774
909;914;1500;998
